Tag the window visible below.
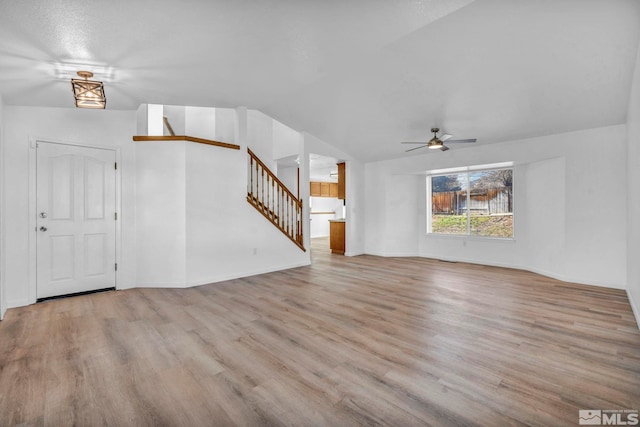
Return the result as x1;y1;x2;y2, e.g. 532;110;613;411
427;166;513;238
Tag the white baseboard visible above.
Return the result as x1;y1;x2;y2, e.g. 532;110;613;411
7;298;31;310
3;262;313;309
366;251;420;258
524;266;623;290
122;282;188;289
364;252;625;290
345;251;364;257
186;261;311;288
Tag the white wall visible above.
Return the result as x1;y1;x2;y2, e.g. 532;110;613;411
345;160;365;256
247;110;275;171
627;43;640;325
135;142;186;287
304;132;352;163
310;196;342;238
185;106;214;139
215;108;237;143
2;106;137;307
273;119;300;160
365;124;628;289
278;165;299;198
164;105;186;136
522;157;566;276
0;94;5;319
185;141;309;285
135;106;310;288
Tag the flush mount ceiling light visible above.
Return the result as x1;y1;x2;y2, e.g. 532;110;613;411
71;71;106;109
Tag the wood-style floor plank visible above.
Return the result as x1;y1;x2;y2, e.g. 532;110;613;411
1;237;639;426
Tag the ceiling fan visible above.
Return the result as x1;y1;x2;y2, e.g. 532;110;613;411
402;128;477;152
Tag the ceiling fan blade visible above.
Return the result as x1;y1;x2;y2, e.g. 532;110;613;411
401;141;428;144
440;133;453;141
405;145;428;152
447;138;477;143
440;145;450;152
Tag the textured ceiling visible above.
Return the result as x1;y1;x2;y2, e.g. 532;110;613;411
0;0;639;161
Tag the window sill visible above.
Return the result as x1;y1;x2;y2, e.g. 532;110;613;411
426;233;516;243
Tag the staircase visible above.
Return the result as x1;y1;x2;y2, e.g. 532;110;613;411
247;148;305;251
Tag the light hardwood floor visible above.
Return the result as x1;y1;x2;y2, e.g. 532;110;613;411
1;237;639;426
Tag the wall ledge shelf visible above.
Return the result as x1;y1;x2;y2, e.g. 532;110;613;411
133;135;240;150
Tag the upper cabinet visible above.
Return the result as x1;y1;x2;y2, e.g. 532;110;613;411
310;181;321;196
309;162;345;199
337;162;346;200
329;182;338;198
310;181;338;197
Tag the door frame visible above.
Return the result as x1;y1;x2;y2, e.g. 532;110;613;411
28;137;121;304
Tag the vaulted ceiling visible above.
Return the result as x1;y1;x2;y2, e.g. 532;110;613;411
1;0;639;161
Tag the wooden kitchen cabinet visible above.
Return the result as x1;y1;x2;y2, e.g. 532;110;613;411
320;182;330;197
329;220;345;255
310;181;321;196
337;162;346;200
310;181;339;198
329;183;338;197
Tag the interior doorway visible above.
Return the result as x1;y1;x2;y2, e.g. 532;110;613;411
309;153;344;256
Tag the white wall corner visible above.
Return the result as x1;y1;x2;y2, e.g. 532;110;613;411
235;106;248;151
186;260;311;288
627;289;640;331
0;93;4;320
147;104;164;136
626;40;640;330
135;104;148;135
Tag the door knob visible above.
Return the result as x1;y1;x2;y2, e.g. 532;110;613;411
39;212;47;218
39;226;47;232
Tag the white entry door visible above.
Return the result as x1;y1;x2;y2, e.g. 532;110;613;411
36;142;117;299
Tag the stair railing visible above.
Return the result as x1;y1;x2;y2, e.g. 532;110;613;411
247;148;304;251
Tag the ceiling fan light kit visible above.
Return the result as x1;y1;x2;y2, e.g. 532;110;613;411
71;71;106;109
402;127;476;153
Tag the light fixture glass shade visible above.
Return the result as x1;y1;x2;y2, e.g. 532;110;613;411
428;139;443;149
71;76;106;109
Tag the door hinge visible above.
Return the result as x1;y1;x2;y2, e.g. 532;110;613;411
115;212;118;220
114;162;118;170
115;263;118;271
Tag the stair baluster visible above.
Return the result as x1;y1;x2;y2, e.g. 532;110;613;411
246;148;305;251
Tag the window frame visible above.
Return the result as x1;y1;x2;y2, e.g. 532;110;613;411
426;163;515;240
